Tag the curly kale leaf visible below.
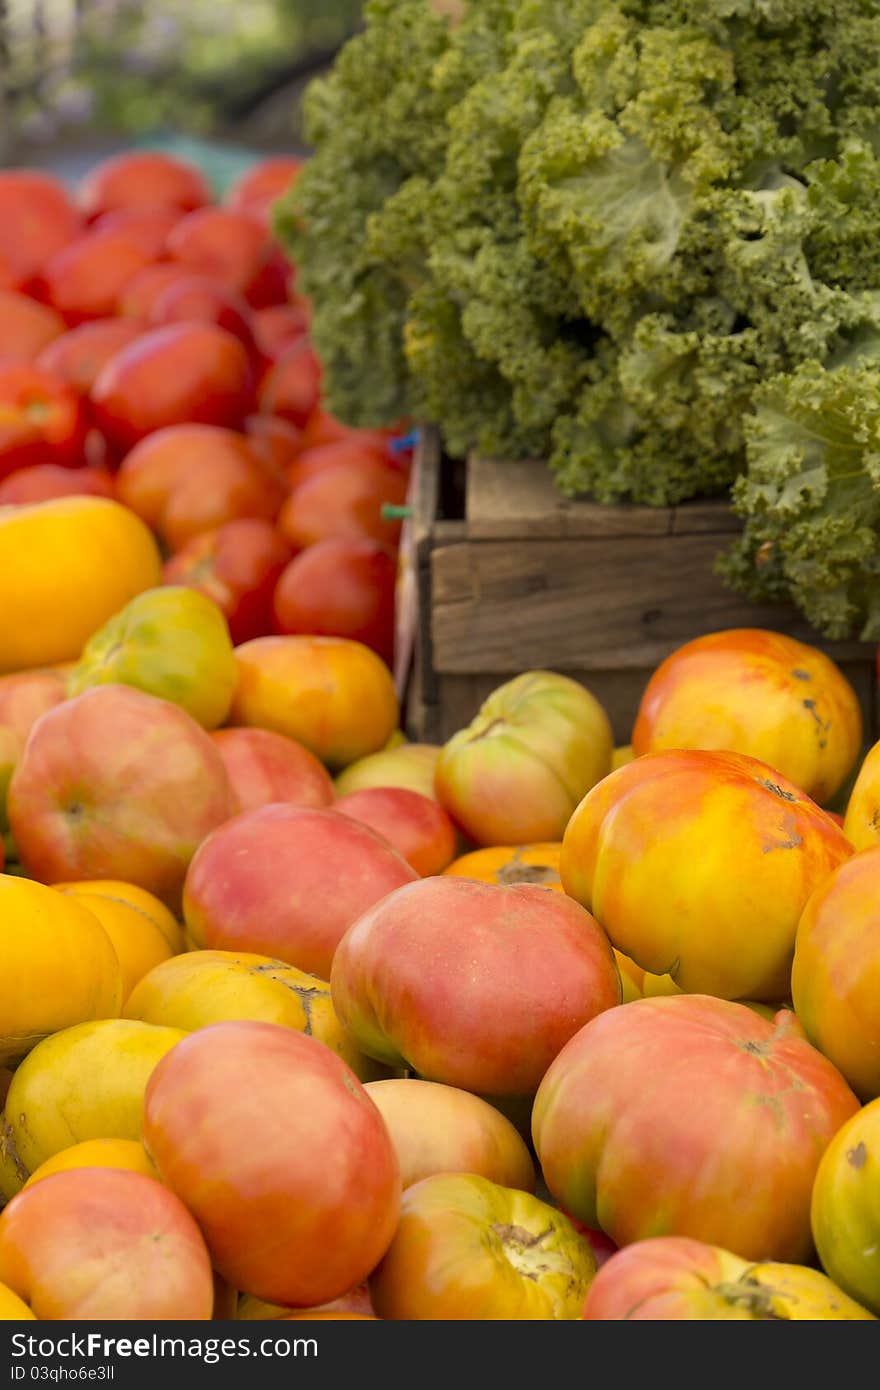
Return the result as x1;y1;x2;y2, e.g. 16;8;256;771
720;362;880;638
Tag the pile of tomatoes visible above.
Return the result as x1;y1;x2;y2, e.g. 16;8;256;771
0;150;410;663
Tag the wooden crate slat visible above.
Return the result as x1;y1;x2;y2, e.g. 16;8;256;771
430;534;870;674
466;456;675;539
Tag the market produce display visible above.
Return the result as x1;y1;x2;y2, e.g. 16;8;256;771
282;0;880;639
2;138;880;1325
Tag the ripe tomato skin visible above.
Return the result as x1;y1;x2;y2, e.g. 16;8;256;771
285;438;391;492
37;231;155;327
272;537;397;665
117;424;284;553
0;464;115;506
36;319;146;397
0;292;65;363
90;324;255;456
116;264;195;321
257;342;322;428
78;151;211;220
165;519;293;644
244;415;302;481
0;364;88;479
278;459;408;551
148;276;255;351
224;158;305;228
251;303;310;362
166;209;288;309
92;207;183;258
0;172;82;290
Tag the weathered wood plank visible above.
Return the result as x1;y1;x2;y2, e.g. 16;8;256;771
430;536;872;674
466;455;674;540
411;425;443;545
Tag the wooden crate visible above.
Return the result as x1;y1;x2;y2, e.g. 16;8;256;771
404;430;879;747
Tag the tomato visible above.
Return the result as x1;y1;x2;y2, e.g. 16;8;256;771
183;805;417;979
278;459;409;550
91;324;254;455
92;206;183;258
78;151;211;220
532;995;859;1263
244;414;302;481
117;424;283;552
257;341;322;427
0;464;115;506
632;628;863;806
369;1173;596;1319
116;263;196;320
272;537;397;664
333;786;457;877
230;635;399;770
582;1235;875;1320
35;318;146;396
811;1097;880;1314
561;748;853;1001
792;846;880;1100
0;364;88;478
37;230;155;326
330;875;621;1097
142;1021;401;1306
444;842;565;889
148;275;255;351
285;437;391;491
296;407;392;455
251;303;310;361
0;292;64;362
0;172;82;290
164;518;292;643
208;728;334;815
166;208;288;308
843;738;880;851
224;157;305;227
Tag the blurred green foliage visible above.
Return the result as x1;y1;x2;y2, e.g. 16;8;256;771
3;0;363;144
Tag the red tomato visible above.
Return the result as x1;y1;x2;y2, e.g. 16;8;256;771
35;318;146;396
257;341;322;428
116;264;196;320
166;209;288;308
224;157;305;227
78;151;212;219
116;424;284;552
164;518;293;644
91;324;254;455
244;415;302;481
37;230;155;327
0;172;82;290
278;459;408;550
297;406;392;455
272;537;397;664
251;303;310;361
285;437;391;491
148;275;255;350
0;293;65;363
92;207;183;258
334;787;458;877
0;364;88;478
0;463;115;506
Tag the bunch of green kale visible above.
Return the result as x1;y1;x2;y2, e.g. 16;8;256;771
278;0;880;638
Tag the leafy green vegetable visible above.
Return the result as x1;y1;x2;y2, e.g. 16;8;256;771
280;0;880;634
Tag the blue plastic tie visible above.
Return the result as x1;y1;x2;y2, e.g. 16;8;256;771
390;428;420;456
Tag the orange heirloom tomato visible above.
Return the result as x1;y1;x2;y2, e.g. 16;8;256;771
811;1097;880;1314
230;635;398;770
792;846;880;1100
632;628;863;805
843;739;880;851
561;749;852;1001
582;1235;875;1320
369;1172;597;1320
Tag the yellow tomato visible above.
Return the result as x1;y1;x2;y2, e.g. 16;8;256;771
0;497;162;673
24;1138;159;1188
0;876;122;1067
811;1097;880;1315
123;949;386;1082
0;1281;35;1319
54;880;183;1004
